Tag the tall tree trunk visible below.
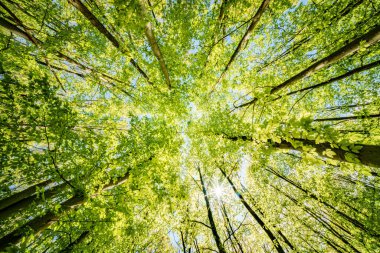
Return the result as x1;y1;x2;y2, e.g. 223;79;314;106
0;171;131;251
214;0;271;88
277;138;380;169
138;0;171;89
0;179;52;211
0;15;132;92
314;113;380;122
0;181;68;221
265;166;375;236
197;166;226;253
219;167;285;253
180;230;187;253
272;185;361;253
61;230;90;252
236;24;380;108
276;59;380;100
67;0;151;84
221;202;244;253
224;134;380;168
240;184;295;251
269;25;380;95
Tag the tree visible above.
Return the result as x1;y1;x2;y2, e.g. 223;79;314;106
0;0;379;252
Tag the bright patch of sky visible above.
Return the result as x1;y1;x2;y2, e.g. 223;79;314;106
188;39;200;54
238;154;251;186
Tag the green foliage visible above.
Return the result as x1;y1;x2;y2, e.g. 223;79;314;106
0;0;379;252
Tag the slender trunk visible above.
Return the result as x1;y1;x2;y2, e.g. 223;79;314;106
67;0;118;47
236;24;380;108
215;0;271;86
137;0;171;89
270;25;380;95
265;166;375;235
260;0;365;74
67;0;151;83
223;134;380;168
221;202;244;253
0;16;40;45
0;2;39;45
219;167;285;253
276;59;380;99
314;113;380;122
293;213;345;253
197;166;226;253
0;171;131;250
0;181;68;221
144;22;171;89
272;185;361;253
240;185;295;251
180;230;187;253
324;102;371;112
0;179;52;211
0;15;129;91
61;230;89;252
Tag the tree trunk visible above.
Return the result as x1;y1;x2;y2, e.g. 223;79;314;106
314;113;380;122
215;0;271;86
0;179;52;211
144;22;171;89
277;138;380;169
240;184;295;251
221;202;245;253
265;166;376;236
223;134;380;168
272;185;361;253
270;25;380;95
0;181;68;221
219;167;285;253
137;0;171;89
277;59;380;99
197;166;226;253
236;24;380;108
67;0;151;83
0;171;131;251
61;230;90;252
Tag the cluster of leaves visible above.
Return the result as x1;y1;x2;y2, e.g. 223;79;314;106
0;0;379;252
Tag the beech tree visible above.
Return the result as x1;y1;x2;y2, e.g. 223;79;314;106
0;0;379;252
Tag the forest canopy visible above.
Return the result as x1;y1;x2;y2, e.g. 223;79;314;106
0;0;380;252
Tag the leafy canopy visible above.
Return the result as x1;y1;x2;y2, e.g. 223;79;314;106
0;0;379;252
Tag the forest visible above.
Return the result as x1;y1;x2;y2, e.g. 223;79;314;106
0;0;379;252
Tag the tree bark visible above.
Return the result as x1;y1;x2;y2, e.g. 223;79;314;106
221;202;244;253
236;24;380;108
0;179;52;212
67;0;151;83
144;22;171;89
137;0;171;89
219;167;285;253
0;181;67;221
270;25;380;95
314;113;380;122
272;185;361;253
0;15;130;90
278;138;380;169
276;59;380;100
61;230;89;252
197;166;226;253
0;171;131;251
224;134;380;168
215;0;271;87
265;166;376;236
